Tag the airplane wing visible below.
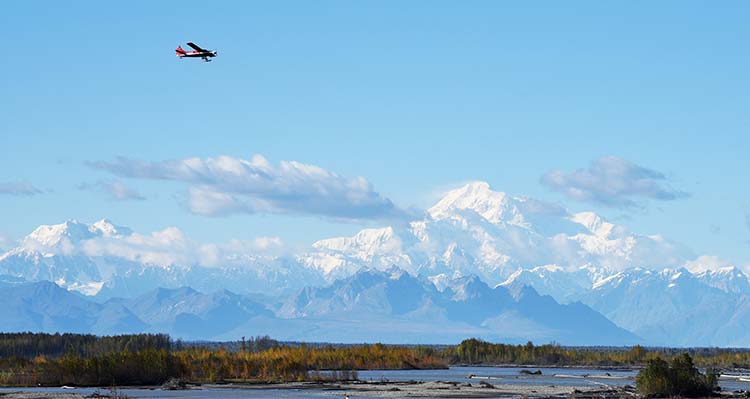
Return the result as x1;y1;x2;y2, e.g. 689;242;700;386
187;42;207;52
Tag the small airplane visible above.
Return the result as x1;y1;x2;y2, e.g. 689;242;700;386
175;42;217;62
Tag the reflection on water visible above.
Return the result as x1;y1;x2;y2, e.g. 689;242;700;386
0;366;747;399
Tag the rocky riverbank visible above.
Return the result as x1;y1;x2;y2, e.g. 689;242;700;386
2;381;748;399
208;380;750;399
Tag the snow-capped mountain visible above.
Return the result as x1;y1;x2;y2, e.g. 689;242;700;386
275;267;639;345
0;219;323;297
302;182;690;285
3;182;748;346
497;265;604;303
0;219;131;295
497;265;750;346
584;267;750;346
0;183;692;296
694;266;750;294
0;271;637;345
20;218;131;250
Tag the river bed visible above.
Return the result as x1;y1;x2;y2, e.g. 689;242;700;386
1;366;748;399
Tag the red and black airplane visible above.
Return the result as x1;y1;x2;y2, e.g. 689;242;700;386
175;42;217;62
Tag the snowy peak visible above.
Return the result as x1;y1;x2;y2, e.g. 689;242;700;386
498;265;602;303
24;220;93;248
21;218;132;250
427;183;601;235
570;212;617;238
428;182;526;225
695;266;750;294
590;267;697;291
447;275;494;301
313;227;398;252
303;182;691;284
90;219;132;238
500;265;566;288
592;267;647;290
306;227;412;277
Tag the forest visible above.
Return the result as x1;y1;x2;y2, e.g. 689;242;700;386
0;334;749;387
446;338;750;368
0;333;445;386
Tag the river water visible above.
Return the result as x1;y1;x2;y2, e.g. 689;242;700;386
1;366;747;399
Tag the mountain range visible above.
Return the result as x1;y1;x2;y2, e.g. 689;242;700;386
0;267;637;345
1;182;747;346
501;265;750;346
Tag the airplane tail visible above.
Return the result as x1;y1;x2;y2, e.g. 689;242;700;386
175;46;187;56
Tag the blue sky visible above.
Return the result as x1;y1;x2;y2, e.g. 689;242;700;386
1;1;749;265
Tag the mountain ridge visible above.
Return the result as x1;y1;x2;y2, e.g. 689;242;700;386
1;182;746;346
0;268;639;345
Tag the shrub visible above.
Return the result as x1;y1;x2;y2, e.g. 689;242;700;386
636;354;718;398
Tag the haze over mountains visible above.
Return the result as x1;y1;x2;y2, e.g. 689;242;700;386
0;268;636;345
1;182;747;346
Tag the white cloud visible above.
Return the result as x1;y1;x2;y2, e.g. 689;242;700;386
0;181;43;196
82;227;192;266
89;155;409;222
684;255;733;273
80;227;284;268
197;237;286;266
541;156;688;208
78;180;145;201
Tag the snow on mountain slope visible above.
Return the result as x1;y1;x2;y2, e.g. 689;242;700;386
0;219;322;297
0;269;637;345
498;265;605;303
306;227;413;280
3;182;747;346
428;182;528;225
505;265;750;346
570;212;617;238
278;267;639;345
694;267;750;294
21;219;130;250
0;249;105;295
303;182;690;285
0;183;692;296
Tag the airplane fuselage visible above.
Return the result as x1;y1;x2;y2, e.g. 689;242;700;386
178;51;217;61
179;52;216;58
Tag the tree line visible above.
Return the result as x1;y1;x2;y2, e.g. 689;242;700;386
446;338;750;368
0;333;446;386
1;334;749;387
0;333;171;358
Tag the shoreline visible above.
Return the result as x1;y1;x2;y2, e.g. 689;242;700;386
454;363;750;372
0;381;634;399
208;381;633;398
2;380;749;399
2;364;749;399
454;363;642;371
